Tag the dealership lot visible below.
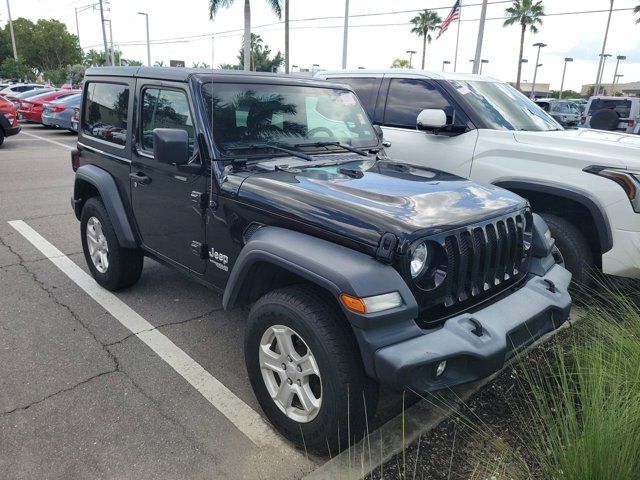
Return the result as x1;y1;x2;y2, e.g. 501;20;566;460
0;125;320;479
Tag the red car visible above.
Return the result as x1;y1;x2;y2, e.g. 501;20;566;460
0;96;21;145
17;89;80;123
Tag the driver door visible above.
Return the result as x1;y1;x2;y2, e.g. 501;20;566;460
130;83;207;274
379;77;478;178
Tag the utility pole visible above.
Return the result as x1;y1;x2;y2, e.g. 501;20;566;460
594;0;614;97
104;19;115;66
341;0;349;69
6;0;17;59
472;0;488;74
98;0;110;66
284;0;289;73
74;7;81;47
137;12;151;67
530;42;546;99
559;57;573;99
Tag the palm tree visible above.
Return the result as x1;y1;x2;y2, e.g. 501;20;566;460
635;2;640;23
209;0;282;72
391;58;411;68
503;0;545;90
410;10;442;70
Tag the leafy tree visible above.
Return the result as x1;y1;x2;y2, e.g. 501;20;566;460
67;64;86;85
218;63;239;70
504;0;545;90
209;0;282;71
83;49;142;67
237;34;283;72
410;10;442;69
154;60;165;67
391;58;411;68
43;68;67;87
0;57;35;81
192;61;211;68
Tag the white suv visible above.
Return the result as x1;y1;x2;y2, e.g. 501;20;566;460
316;69;640;282
580;96;640;134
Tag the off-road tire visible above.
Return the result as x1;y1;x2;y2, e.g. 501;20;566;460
245;284;378;455
81;197;143;290
541;213;593;285
0;129;5;146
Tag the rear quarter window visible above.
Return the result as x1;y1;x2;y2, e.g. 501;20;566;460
82;82;129;146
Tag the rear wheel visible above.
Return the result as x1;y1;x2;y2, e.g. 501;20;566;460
81;197;143;290
245;285;378;454
541;213;593;285
0;129;5;146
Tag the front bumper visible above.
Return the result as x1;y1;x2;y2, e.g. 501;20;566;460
373;263;571;392
602;228;640;279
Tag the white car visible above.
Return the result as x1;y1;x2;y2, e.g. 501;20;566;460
0;83;46;97
316;69;640;282
580;96;640;134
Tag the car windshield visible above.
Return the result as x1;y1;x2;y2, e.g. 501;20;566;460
201;82;378;154
448;80;561;131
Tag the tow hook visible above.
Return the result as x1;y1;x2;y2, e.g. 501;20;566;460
543;279;557;293
469;318;483;337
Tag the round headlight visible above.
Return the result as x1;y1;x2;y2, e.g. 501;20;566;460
410;242;429;278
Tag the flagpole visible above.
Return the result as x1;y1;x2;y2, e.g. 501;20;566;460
454;1;462;72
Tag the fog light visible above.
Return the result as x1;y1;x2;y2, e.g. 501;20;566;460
436;360;447;377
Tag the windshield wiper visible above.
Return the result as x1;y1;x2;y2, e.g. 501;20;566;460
224;143;314;162
293;141;368;157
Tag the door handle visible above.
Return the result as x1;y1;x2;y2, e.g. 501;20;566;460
129;172;151;185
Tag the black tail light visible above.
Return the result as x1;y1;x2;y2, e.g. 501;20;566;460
71;149;80;172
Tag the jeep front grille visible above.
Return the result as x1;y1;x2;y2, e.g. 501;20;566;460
414;209;533;328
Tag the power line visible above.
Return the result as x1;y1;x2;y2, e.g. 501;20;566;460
81;5;637;50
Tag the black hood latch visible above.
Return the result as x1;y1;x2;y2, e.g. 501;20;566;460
376;233;398;264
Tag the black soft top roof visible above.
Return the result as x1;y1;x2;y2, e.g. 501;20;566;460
84;67;347;89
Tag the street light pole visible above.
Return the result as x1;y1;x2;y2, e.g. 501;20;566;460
6;0;17;59
472;0;488;74
597;53;612;93
479;59;489;75
98;0;110;66
594;0;614;97
74;7;81;47
530;42;547;99
406;50;416;68
137;12;151;67
442;60;451;72
612;55;625;87
341;0;349;69
559;57;573;99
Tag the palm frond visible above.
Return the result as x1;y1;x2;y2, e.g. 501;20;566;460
266;0;283;19
635;3;640;23
209;0;235;19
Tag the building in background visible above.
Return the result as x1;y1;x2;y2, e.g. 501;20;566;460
581;81;640;98
511;82;550;99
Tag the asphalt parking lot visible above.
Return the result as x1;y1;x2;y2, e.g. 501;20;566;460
0;124;324;479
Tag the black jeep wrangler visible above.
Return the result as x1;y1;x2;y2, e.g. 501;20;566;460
71;67;571;452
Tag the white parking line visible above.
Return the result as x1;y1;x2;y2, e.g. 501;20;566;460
20;130;74;151
8;219;293;451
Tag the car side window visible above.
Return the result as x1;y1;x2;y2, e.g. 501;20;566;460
140;88;195;156
82;82;129;146
383;78;466;129
331;77;381;120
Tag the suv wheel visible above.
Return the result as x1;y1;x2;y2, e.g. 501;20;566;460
541;213;593;284
0;129;5;146
245;285;378;454
81;197;143;290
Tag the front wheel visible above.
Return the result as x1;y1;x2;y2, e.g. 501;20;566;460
81;197;143;290
245;285;378;455
541;213;593;285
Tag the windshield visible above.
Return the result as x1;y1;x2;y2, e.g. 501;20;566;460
201;82;378;154
449;80;561;131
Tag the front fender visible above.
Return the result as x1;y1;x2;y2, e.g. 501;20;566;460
73;164;138;248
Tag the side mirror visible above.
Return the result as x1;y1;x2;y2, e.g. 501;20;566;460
153;128;189;165
417;109;448;131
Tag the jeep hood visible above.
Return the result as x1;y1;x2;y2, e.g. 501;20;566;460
237;158;526;248
512;129;640;169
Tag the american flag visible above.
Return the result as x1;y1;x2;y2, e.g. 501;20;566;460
437;0;461;39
